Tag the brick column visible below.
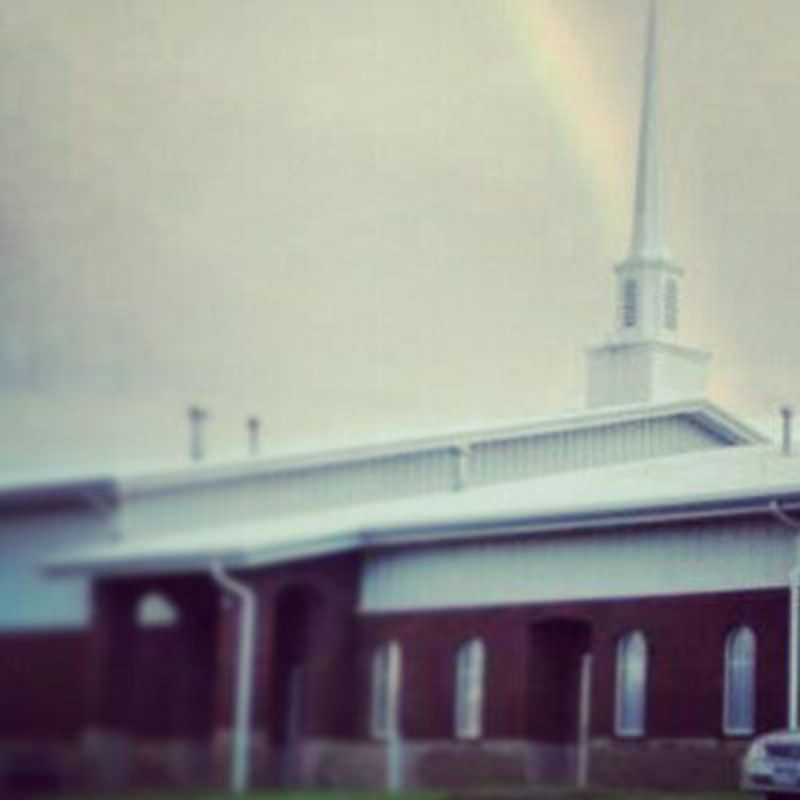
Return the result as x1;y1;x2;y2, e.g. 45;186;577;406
83;579;137;789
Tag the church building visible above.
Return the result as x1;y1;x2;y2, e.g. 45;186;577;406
2;2;799;793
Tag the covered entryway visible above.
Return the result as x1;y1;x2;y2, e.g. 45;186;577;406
528;618;592;785
270;585;323;786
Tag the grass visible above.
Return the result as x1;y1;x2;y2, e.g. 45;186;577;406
49;793;445;800
44;789;746;800
448;790;744;800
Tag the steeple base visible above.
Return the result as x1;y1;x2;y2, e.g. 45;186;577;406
587;340;710;408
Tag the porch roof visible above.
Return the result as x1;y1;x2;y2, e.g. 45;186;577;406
45;441;800;578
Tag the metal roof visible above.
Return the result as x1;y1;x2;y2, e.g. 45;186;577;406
45;441;800;578
114;398;764;498
0;398;763;504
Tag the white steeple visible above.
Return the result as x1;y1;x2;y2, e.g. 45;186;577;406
630;0;667;261
586;0;710;408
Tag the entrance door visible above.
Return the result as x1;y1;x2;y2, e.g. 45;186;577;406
528;619;592;784
272;587;320;786
279;665;305;785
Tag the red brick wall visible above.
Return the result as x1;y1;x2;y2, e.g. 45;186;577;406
7;573;783;754
358;588;788;741
1;564;786;791
86;556;362;747
0;629;89;738
89;575;219;739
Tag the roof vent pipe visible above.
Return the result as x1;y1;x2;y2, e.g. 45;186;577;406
188;405;209;462
782;406;794;457
247;416;261;457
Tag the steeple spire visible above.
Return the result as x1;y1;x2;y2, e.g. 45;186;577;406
630;0;667;260
586;0;711;408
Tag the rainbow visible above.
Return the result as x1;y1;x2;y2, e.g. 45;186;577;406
501;0;640;253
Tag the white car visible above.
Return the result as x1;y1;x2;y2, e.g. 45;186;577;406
743;730;800;798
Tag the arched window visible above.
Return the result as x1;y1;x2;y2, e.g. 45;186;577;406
135;592;179;628
615;631;647;737
724;626;756;735
455;638;485;739
371;641;401;740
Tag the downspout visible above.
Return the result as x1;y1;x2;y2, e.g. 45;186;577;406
210;562;257;794
769;501;800;730
387;641;404;793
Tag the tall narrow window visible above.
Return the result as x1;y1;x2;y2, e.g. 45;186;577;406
615;631;647;737
664;278;678;331
724;626;756;735
455;638;485;739
622;279;638;328
371;641;401;739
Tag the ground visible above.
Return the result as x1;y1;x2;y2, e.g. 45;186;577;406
42;788;747;800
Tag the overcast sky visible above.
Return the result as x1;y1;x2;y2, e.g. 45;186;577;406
1;0;799;477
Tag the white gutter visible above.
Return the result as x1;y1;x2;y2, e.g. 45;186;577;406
769;501;800;730
210;562;257;794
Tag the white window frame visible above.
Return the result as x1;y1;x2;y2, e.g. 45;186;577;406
615;630;647;738
371;641;401;740
454;638;485;740
723;626;756;736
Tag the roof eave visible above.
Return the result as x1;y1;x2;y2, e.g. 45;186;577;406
45;531;363;580
0;479;117;515
362;486;800;551
47;486;800;579
692;400;768;445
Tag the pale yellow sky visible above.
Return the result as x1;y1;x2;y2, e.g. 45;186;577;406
1;0;799;474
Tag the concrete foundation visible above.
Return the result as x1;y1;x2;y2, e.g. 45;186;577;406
1;733;749;792
81;728;212;790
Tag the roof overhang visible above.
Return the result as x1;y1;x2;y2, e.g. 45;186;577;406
686;401;767;446
0;479;117;515
45;482;800;579
48;531;362;579
362;486;800;550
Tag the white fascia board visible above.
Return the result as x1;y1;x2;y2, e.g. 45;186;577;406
46;530;363;579
47;552;248;579
241;531;362;568
362;486;800;551
691;400;768;445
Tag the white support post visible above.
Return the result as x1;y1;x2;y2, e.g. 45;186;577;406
768;501;800;730
577;653;593;788
386;642;404;793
